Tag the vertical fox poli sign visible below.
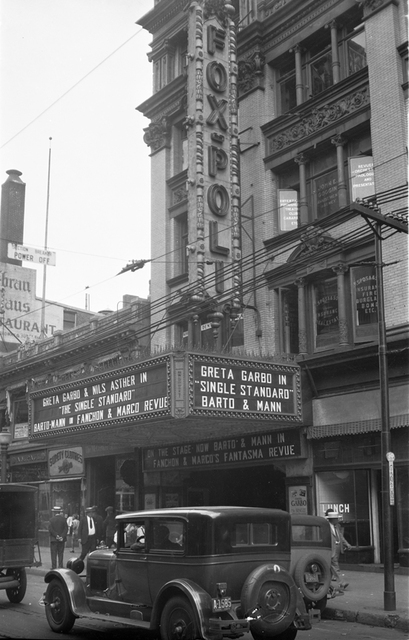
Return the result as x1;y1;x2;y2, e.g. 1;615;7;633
186;1;240;300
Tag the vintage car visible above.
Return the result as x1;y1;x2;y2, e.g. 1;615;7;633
290;514;332;612
44;506;311;640
0;483;42;603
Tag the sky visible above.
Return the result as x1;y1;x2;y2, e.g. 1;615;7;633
0;0;155;313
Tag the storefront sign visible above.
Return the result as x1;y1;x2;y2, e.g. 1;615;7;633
30;359;170;437
10;449;47;466
288;486;308;514
349;156;374;201
189;355;301;421
48;446;84;477
143;429;301;471
279;190;298;231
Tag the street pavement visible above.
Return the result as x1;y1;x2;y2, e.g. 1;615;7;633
28;544;409;634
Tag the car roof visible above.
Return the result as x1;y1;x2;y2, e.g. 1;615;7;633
0;482;38;494
116;506;289;522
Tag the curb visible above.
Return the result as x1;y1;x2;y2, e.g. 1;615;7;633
322;605;409;633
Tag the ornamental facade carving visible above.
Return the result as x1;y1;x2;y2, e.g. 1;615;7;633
268;86;369;154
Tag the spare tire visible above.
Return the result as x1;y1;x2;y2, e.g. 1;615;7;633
241;564;297;637
293;554;331;603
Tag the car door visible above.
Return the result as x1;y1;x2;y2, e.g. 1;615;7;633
147;518;186;600
115;518;151;607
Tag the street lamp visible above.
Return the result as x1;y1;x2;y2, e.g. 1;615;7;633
0;427;12;483
352;200;408;612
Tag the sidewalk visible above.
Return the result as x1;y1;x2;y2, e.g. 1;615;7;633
28;546;409;634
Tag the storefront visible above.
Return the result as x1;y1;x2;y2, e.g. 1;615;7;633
309;385;409;566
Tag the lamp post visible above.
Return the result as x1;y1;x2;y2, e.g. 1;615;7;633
352;201;408;611
0;427;12;483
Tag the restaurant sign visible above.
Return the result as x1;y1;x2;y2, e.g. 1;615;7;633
189;355;302;421
143;429;302;471
30;358;170;438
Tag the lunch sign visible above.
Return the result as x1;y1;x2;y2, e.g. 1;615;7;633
30;358;170;438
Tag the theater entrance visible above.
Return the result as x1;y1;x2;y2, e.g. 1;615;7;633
185;464;286;510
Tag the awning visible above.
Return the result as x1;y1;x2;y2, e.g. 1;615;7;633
307;413;409;439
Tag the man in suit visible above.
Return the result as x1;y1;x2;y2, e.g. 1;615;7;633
91;505;104;545
78;507;98;560
325;508;352;591
48;506;68;569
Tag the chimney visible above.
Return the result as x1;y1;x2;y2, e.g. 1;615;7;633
0;169;26;265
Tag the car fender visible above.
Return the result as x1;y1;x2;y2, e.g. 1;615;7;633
151;578;212;638
44;569;88;615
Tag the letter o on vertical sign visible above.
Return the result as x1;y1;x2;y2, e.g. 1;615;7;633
206;61;228;93
207;184;229;217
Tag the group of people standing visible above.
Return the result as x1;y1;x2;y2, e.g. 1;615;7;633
48;505;116;570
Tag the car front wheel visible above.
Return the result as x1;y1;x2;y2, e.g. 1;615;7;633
45;579;76;633
5;568;27;603
160;596;199;640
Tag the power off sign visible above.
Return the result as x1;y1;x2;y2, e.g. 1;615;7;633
8;243;56;266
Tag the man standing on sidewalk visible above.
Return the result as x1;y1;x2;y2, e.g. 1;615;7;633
325;508;352;592
48;506;68;570
78;507;98;561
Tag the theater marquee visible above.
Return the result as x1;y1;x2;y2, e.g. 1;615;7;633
189;354;302;421
30;357;170;438
143;429;302;472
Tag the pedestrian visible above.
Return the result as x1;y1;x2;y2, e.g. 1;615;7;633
91;505;104;545
70;513;80;552
48;506;68;570
78;507;98;560
325;508;352;591
103;506;116;548
66;513;73;550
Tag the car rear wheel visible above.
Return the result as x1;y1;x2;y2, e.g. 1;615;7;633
241;564;297;637
5;568;27;603
293;554;331;602
160;596;199;640
45;579;76;633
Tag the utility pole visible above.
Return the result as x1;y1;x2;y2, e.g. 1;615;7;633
352;201;407;611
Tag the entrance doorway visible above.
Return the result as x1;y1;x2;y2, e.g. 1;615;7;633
185;464;286;509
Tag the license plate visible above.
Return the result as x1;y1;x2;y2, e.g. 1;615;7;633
212;597;232;612
305;573;319;583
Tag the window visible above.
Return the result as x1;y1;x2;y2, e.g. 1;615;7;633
63;310;77;330
273;15;366;114
277;59;297;113
152;34;187;93
173;123;188;175
151;519;184;551
174;213;188;277
231;522;278;548
119;519;146;550
278;252;376;356
316;469;371;547
310;51;333;96
346;30;367;75
313;277;339;350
